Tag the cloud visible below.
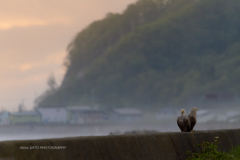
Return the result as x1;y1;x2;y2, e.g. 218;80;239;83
9;51;66;74
19;63;33;72
0;0;137;110
0;18;71;30
0;50;66;111
0;19;48;30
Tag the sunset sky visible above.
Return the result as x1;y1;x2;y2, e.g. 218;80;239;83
0;0;137;111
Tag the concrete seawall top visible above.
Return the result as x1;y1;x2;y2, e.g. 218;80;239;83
0;129;239;160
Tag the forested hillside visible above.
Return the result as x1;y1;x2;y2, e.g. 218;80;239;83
35;0;240;109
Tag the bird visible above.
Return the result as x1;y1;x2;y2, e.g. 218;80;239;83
188;107;198;132
177;109;191;132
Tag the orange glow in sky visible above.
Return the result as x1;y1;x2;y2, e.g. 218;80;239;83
0;0;137;111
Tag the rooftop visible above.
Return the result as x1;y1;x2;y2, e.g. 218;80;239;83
114;108;142;115
11;112;40;116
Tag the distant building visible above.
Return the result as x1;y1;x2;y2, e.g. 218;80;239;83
37;108;67;123
228;114;240;123
67;106;103;124
10;111;41;125
110;108;143;122
205;94;218;100
0;111;10;125
220;93;235;101
205;93;235;101
196;110;215;123
197;110;240;123
156;108;178;119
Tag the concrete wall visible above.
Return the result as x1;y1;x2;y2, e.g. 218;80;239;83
0;129;239;160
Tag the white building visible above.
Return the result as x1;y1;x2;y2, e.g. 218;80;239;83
156;108;178;119
67;106;104;124
197;110;240;123
37;108;67;123
0;111;10;125
111;108;143;122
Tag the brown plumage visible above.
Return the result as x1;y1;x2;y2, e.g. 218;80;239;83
177;109;191;132
188;107;198;131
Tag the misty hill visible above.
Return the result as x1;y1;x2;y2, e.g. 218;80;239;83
36;0;240;109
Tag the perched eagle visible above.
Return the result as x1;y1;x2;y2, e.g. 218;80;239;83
177;109;191;132
188;107;198;132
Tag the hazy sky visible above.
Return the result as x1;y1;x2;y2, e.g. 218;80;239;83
0;0;137;111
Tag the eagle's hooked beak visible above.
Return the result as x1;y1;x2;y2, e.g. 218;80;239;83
181;110;184;113
196;108;198;110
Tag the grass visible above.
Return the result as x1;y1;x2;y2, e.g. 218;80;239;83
229;146;240;160
185;137;240;160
